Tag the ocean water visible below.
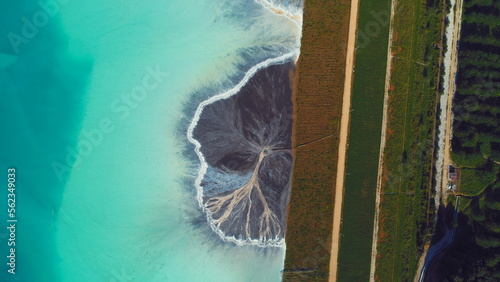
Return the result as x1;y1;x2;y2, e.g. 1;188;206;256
1;0;301;281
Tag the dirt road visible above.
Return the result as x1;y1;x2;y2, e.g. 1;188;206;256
368;0;397;280
441;0;463;203
328;0;360;280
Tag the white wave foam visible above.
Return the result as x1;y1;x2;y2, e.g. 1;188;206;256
255;0;303;29
187;51;299;247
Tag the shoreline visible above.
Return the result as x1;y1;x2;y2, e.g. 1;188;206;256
186;0;303;249
187;51;298;248
255;0;303;27
290;61;300;153
328;0;360;279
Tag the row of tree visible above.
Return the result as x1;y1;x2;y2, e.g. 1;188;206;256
440;0;500;280
452;0;500;166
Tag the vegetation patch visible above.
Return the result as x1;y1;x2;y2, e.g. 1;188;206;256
373;0;446;281
283;0;351;280
437;0;500;280
336;0;391;281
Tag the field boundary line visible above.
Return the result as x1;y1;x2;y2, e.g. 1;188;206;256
369;0;397;280
328;0;360;280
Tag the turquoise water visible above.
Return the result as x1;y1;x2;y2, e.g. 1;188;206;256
1;0;300;281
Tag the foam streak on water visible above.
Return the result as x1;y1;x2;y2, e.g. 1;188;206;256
255;0;304;27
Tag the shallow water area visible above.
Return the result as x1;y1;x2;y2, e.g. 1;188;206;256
1;0;302;280
52;0;301;281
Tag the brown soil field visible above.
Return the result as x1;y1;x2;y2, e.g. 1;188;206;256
282;0;352;280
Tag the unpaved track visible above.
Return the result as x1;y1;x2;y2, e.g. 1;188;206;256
328;0;360;280
441;0;463;203
369;0;397;280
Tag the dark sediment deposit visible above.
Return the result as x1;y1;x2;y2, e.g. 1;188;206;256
193;62;295;245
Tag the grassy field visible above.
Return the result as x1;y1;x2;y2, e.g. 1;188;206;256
282;0;351;280
374;0;446;281
335;0;392;280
